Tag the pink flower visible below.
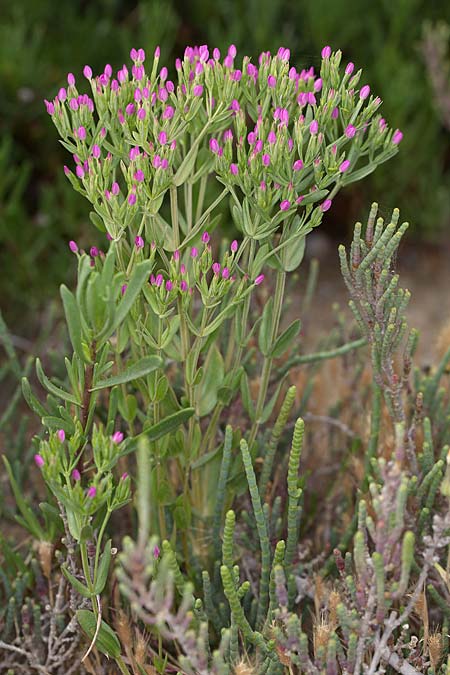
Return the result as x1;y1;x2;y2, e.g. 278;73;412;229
72;469;81;481
321;199;332;212
212;262;221;275
231;240;238;253
339;159;350;173
191;247;198;258
90;246;99;257
34;454;44;468
67;72;76;86
262;153;271;166
209;138;220;153
392;129;403;145
360;85;370;100
121;284;127;295
83;65;92;79
321;45;332;59
345;62;354;76
92;144;101;159
280;200;291;211
193;84;203;96
75;165;85;179
135;235;144;249
165;280;173;291
180;280;188;291
293;159;303;171
112;182;120;195
87;486;97;499
331;107;339;119
255;274;265;285
309;120;319;135
230;163;238;176
57;429;66;442
128;192;137;206
345;124;356;138
268;75;276;88
69;240;78;253
202;231;210;244
112;431;124;443
134;169;145;182
222;267;230;279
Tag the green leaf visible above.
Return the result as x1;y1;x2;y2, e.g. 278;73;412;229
3;457;45;540
99;260;153;340
76;610;122;658
173;144;199;186
62;566;92;598
60;285;89;363
258;297;274;357
252;243;270;276
173;494;192;529
21;377;48;417
282;233;306;272
36;358;80;406
89;211;106;232
240;372;255;420
197;345;224;417
91;355;163;390
271;320;301;359
143;407;195;442
94;539;111;594
41;416;76;434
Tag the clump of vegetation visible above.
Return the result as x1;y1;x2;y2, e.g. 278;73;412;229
1;42;449;675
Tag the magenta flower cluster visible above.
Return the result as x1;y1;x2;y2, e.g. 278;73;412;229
44;41;402;237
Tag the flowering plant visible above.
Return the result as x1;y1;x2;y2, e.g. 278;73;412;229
6;42;427;674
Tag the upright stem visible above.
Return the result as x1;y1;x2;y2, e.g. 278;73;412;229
247;269;286;448
170;185;180;248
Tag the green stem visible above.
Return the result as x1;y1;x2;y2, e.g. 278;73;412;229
170;185;180;248
276;337;367;378
116;655;132;675
195;174;208;223
93;509;112;581
247;269;286;449
199;238;256;455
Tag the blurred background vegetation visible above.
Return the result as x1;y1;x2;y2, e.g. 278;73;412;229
1;0;450;329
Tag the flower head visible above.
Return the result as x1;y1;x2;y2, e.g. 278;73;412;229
392;129;403;145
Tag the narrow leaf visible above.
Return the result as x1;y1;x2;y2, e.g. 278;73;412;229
60;285;88;363
36;358;80;406
94;539;111;594
91;355;163;390
76;609;121;658
62;566;93;598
